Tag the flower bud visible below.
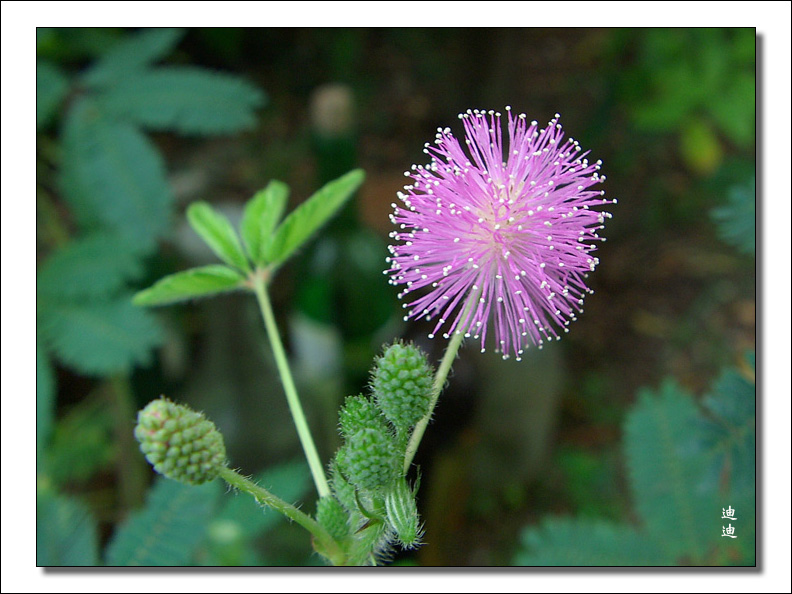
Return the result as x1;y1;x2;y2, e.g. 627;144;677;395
135;397;226;485
372;342;433;432
338;394;389;439
343;426;398;492
385;477;423;549
316;496;350;542
330;460;358;513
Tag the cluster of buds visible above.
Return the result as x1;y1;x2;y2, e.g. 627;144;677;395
316;341;432;556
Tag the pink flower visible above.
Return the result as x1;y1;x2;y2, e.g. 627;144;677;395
386;108;615;361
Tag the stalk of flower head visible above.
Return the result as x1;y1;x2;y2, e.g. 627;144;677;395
250;272;330;498
387;107;615;472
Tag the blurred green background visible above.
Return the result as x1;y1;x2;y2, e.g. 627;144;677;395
36;28;755;566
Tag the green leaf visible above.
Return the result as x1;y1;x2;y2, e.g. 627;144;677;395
37;342;56;464
240;180;290;265
38;294;163;375
96;66;266;135
37;60;69;129
695;353;756;565
133;265;246;306
186;202;251;272
37;493;99;566
60;99;173;249
45;393;116;485
709;71;755;147
82;28;185;87
624;380;715;563
711;177;755;255
105;477;220;566
264;169;365;266
37;233;145;301
514;518;668;566
697;355;756;494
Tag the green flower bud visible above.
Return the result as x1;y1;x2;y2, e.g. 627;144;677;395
372;342;433;432
135;397;226;485
316;496;350;542
343;426;398;492
339;394;389;439
330;460;358;513
385;478;422;550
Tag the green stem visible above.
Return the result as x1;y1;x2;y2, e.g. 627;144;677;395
402;289;481;474
218;466;344;565
402;329;465;474
251;274;330;499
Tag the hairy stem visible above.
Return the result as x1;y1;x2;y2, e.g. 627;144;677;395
251;273;330;498
402;330;465;474
402;289;480;474
218;466;344;565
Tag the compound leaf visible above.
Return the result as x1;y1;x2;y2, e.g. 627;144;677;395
97;66;265;135
711;177;755;255
37;493;99;566
82;28;185;87
624;380;715;563
133;265;246;306
240;180;290;265
60;99;173;250
264;169;364;267
105;477;220;566
38;294;163;375
37;232;145;302
186;202;250;273
515;517;668;566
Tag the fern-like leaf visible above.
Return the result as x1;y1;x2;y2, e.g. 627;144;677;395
60;98;173;249
97;66;266;135
38;294;163;375
624;380;715;563
37;233;145;301
105;477;220;566
37;493;99;566
515;518;668;566
82;28;185;87
711;177;755;255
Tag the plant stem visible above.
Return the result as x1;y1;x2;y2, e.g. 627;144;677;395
402;289;481;474
251;274;330;498
402;329;465;474
218;466;344;565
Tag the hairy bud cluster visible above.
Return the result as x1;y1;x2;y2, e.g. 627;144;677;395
135;397;226;485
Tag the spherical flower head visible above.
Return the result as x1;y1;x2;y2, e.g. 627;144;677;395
386;108;615;360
